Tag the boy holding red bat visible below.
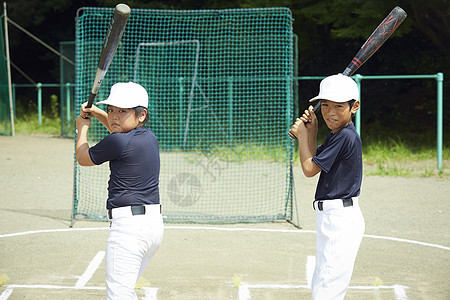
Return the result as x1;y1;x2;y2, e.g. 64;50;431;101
290;74;365;300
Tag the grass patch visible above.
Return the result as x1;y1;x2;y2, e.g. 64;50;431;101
212;143;289;163
364;161;413;177
180;142;291;165
292;136;449;178
12;113;449;178
363;138;448;177
363;138;439;162
15;113;61;136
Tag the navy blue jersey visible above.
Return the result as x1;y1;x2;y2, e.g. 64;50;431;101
89;126;160;209
312;123;362;201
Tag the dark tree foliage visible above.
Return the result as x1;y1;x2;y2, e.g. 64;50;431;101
4;0;449;139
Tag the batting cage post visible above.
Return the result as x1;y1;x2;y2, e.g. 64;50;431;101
2;3;14;136
72;7;295;226
353;73;445;171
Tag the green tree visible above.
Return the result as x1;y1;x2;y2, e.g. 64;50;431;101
5;0;449;139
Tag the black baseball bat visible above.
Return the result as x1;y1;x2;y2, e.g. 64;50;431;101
85;3;131;109
288;6;407;140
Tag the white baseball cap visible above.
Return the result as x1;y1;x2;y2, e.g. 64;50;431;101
309;74;359;103
96;82;148;108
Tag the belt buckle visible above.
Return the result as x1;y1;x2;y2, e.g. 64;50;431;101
131;205;146;215
342;198;353;207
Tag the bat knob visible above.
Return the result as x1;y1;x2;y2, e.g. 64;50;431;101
116;3;131;15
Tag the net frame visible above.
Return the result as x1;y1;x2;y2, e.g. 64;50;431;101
72;7;295;225
0;16;12;136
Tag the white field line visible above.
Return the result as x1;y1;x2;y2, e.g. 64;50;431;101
238;255;408;300
0;226;447;251
0;224;442;299
1;285;105;300
306;255;314;288
2;250;155;299
141;287;158;300
394;284;409;300
1;285;158;299
0;227;108;239
2;285;159;294
0;288;13;300
238;283;409;300
4;284;105;290
75;251;105;287
167;226;450;251
4;282;408;300
363;234;450;251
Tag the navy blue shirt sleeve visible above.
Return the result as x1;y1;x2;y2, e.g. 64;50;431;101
89;133;127;165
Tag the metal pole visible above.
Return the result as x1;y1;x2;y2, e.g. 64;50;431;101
293;34;299;121
353;74;362;136
37;83;42;124
436;72;444;171
12;83;15;116
66;83;71;125
3;2;14;135
60;43;64;136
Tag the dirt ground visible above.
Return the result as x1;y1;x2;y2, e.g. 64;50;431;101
0;135;449;300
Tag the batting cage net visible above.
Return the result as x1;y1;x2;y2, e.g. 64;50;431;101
0;18;12;136
73;7;295;224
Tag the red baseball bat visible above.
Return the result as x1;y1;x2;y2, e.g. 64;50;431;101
288;6;407;140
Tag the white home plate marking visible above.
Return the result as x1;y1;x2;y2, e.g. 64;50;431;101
238;255;409;300
76;251;105;287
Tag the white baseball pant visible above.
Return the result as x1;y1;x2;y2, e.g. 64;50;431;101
106;204;164;300
311;198;365;300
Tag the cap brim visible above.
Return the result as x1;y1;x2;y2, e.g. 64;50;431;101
95;99;136;108
95;100;111;106
309;96;321;102
309;94;353;103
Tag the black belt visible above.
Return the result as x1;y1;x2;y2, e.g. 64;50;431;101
108;205;146;219
315;198;353;211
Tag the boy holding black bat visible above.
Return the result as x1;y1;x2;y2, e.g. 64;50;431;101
289;74;365;300
76;82;163;299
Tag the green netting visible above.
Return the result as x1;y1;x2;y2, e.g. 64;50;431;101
0;17;12;136
73;7;295;224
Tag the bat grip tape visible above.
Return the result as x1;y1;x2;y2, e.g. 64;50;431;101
86;92;97;109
